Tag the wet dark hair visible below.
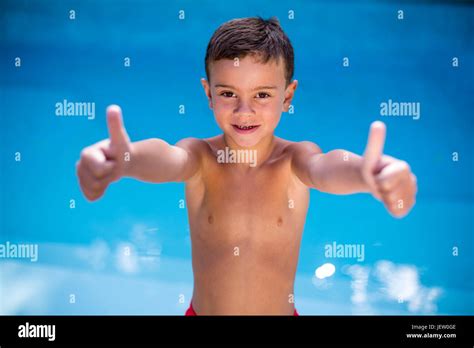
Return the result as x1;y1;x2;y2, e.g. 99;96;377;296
205;17;294;85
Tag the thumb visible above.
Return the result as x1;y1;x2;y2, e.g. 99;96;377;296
363;121;386;172
106;105;130;145
362;121;386;200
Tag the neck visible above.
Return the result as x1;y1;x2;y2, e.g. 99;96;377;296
222;133;275;168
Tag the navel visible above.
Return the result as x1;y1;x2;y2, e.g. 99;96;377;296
277;217;283;227
208;215;214;224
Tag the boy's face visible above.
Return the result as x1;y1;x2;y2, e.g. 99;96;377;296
201;55;297;148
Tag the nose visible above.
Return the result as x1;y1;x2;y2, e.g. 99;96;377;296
233;99;255;118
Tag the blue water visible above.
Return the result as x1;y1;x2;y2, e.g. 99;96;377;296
0;0;473;315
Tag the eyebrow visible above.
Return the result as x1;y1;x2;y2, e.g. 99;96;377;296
214;84;278;91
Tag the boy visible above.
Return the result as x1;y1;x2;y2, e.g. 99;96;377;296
76;17;417;315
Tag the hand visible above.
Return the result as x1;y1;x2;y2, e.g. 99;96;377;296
361;121;417;218
76;105;131;201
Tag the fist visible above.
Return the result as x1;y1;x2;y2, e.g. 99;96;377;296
361;121;418;218
76;105;131;201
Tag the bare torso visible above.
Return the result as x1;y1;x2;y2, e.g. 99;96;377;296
185;135;310;314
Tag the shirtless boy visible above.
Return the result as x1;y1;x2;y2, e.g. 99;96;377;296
76;17;417;315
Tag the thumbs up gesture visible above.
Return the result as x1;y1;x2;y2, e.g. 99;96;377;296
361;121;417;218
76;105;131;201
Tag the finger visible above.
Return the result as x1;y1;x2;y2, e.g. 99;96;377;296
85;158;115;180
381;185;402;207
80;147;115;179
373;154;397;174
381;180;416;217
375;160;410;193
363;121;386;169
76;164;104;200
380;171;413;204
384;194;415;218
361;121;386;200
77;162;111;200
107;105;130;145
95;139;117;161
77;176;96;201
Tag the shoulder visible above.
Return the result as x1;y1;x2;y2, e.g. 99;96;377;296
174;136;224;167
283;139;323;188
283;140;323;161
175;137;212;158
175;137;208;150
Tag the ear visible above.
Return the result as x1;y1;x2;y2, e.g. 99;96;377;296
200;78;213;109
283;79;298;112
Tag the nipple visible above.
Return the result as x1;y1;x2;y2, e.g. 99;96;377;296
277;217;283;227
208;215;214;224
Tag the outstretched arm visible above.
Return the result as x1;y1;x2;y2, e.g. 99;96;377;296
76;105;200;201
292;121;417;218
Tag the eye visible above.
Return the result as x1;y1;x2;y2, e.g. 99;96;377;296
256;92;271;99
220;91;236;98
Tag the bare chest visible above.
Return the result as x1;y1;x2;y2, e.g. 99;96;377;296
185;157;309;253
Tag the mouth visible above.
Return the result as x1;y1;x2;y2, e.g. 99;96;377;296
232;124;260;134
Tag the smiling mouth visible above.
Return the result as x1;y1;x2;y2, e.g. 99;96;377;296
232;124;260;134
233;125;259;130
